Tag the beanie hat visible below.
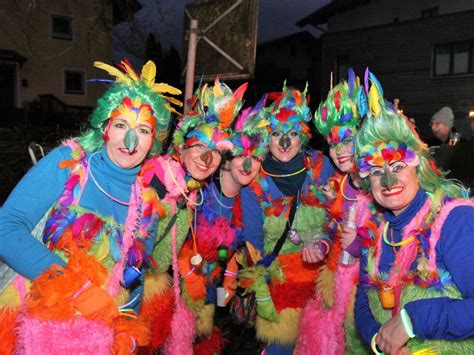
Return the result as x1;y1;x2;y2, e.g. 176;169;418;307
431;107;454;130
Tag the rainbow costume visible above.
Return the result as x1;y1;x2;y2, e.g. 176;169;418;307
239;84;334;353
296;69;376;354
354;71;474;354
0;59;181;353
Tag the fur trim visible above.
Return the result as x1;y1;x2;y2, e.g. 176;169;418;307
194;326;227;355
112;317;150;354
0;308;18;354
256;308;301;345
27;248;108;321
15;315;114;354
195;304;215;336
429;199;474;272
140;273;174;350
269;252;319;311
295;261;359;355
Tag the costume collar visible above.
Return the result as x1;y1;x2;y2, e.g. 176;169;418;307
384;189;427;230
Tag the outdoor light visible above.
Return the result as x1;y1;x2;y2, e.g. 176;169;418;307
469;111;474;118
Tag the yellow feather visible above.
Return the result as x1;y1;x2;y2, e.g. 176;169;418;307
95;236;110;261
213;82;223;97
94;61;131;84
159;95;183;107
256;119;269;128
120;60;140;81
141;60;156;87
153;83;182;95
369;86;381;117
245;242;262;263
164;104;181;116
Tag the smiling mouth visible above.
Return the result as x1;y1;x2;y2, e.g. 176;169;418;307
119;148;137;155
338;156;352;164
278;147;292;153
194;161;210;172
382;186;404;197
239;170;252;176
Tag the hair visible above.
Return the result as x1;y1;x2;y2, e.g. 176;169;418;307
314;81;360;137
356;109;467;210
77;81;171;155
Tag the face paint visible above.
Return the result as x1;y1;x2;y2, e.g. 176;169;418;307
200;149;213;167
279;133;291;149
109;97;157;153
243;156;252;173
380;164;398;190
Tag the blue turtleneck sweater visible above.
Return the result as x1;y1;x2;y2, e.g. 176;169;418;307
355;189;474;345
0;145;140;280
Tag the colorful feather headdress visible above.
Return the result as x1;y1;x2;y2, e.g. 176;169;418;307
172;78;248;152
314;68;365;145
356;70;424;175
231;95;269;160
255;82;312;145
90;59;182;155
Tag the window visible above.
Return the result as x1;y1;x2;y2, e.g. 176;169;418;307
64;70;84;95
433;41;474;76
421;7;439;18
51;14;72;40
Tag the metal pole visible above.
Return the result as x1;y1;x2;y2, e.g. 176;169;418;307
184;19;198;113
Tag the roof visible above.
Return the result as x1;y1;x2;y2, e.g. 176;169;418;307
297;0;371;27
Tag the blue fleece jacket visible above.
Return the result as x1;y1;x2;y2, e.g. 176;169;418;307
0;145;139;280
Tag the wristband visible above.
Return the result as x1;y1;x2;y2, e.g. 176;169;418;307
370;333;383;354
400;308;416;338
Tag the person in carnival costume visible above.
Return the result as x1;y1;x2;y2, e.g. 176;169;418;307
0;59;181;353
295;69;376;354
238;83;335;354
139;77;246;353
354;71;474;354
178;94;269;354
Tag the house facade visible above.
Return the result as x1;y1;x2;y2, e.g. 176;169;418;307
0;0;113;114
299;0;474;139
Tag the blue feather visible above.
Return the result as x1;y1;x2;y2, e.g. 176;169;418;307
348;68;356;98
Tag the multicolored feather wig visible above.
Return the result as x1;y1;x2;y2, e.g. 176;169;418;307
314;68;363;145
78;59;182;155
355;70;466;204
252;82;312;145
231;95;269;160
172;78;248;152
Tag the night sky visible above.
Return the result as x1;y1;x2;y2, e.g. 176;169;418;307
114;0;330;63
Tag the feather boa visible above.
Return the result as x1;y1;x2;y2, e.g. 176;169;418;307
15;315;114;354
294;261;359;355
0;308;18;354
193;326;227;355
163;204;195;353
196;215;236;261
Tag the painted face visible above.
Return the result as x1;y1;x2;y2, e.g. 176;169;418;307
368;162;419;215
179;142;222;181
229;155;262;186
328;136;355;172
431;121;450;142
105;115;154;169
269;130;301;162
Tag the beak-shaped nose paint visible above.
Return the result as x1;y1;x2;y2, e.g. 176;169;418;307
243;157;252;173
279;134;291;149
336;143;343;154
124;128;138;153
381;165;398;190
200;150;213;166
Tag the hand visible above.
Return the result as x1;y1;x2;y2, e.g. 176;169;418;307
302;245;325;263
340;225;357;250
73;282;119;326
321;183;337;201
376;315;410;354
